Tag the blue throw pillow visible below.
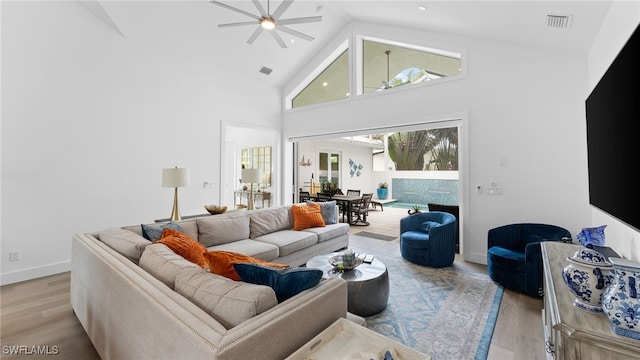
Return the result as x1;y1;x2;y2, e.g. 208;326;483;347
141;222;183;241
421;221;440;232
233;262;323;302
306;200;337;225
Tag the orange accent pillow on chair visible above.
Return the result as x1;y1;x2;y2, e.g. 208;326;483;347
291;203;325;231
203;251;289;280
157;228;208;269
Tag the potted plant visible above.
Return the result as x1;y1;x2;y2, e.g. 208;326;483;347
377;182;388;200
408;204;422;215
321;181;338;196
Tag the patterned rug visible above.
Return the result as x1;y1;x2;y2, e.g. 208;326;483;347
362;248;503;360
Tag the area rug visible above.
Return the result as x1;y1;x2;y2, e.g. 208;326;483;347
361;248;503;360
354;231;397;241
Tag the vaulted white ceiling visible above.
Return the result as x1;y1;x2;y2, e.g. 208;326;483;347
85;0;612;88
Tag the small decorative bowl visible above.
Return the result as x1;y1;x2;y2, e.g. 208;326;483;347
329;255;363;271
204;205;227;215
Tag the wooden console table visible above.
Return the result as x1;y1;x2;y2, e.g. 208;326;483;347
541;242;640;360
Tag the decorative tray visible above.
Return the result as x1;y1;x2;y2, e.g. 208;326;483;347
328;255;363;271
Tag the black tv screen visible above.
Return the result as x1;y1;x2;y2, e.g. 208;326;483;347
585;23;640;231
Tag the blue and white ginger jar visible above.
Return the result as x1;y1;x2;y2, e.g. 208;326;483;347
562;246;613;314
601;257;640;340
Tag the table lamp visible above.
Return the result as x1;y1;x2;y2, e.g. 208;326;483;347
241;168;261;210
162;166;190;221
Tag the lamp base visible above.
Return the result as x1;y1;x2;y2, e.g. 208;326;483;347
170;187;181;221
247;184;255;210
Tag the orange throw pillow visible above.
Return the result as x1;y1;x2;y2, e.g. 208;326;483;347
291;203;325;231
157;228;208;269
203;251;288;281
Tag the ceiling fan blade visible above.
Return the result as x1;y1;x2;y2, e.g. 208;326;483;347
277;25;314;41
277;16;322;26
251;0;268;18
247;26;264;44
210;1;260;20
218;20;260;28
270;30;287;48
271;0;294;20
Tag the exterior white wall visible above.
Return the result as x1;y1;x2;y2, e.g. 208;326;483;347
1;2;281;284
283;22;590;264
587;2;640;260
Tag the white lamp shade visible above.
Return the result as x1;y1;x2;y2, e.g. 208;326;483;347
162;167;190;188
241;168;261;184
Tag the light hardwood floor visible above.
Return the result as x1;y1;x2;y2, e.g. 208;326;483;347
0;206;544;359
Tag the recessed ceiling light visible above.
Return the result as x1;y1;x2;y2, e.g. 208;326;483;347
322;82;328;87
418;6;427;12
290;38;295;44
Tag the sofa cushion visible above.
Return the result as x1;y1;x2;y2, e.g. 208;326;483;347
205;240;279;262
233;263;323;302
175;267;278;329
98;227;151;263
299;223;349;243
249;206;292;238
197;212;250;247
141;222;184;241
306;200;337;225
139;243;200;289
253;230;318;256
156;228;208;269
123;219;198;241
291;203;325;231
203;250;288;281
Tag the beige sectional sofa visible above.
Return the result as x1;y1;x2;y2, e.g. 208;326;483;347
71;204;352;359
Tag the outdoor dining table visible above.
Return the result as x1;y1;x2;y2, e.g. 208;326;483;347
330;194;362;224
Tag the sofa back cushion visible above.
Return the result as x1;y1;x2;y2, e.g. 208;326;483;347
249;206;292;238
122;219;199;242
197;212;250;247
139;243;200;289
175;267;277;329
98;227;151;264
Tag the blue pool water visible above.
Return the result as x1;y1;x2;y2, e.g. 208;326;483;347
384;202;429;210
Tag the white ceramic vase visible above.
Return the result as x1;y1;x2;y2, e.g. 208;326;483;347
562;246;614;314
601;257;640;340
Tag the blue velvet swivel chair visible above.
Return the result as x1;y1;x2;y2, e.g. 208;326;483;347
400;211;457;268
487;223;571;297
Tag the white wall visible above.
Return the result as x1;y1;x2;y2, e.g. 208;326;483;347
297;139;374;195
587;2;640;260
283;22;591;264
1;2;282;284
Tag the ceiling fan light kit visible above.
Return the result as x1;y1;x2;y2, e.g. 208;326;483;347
211;0;322;48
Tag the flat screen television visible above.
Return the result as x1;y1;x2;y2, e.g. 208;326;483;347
585;23;640;232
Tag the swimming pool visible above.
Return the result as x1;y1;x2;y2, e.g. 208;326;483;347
384;202;429;210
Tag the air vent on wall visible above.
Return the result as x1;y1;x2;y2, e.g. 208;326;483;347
259;67;273;75
547;14;573;29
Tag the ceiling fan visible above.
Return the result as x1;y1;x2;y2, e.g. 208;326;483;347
210;0;322;48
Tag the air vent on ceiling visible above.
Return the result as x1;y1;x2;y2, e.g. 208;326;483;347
259;67;273;75
547;14;573;29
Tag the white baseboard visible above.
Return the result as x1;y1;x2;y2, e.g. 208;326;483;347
0;261;71;286
464;251;488;265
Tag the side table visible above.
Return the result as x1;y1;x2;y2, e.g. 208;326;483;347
306;252;389;317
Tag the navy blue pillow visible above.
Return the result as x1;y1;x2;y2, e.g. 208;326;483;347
233;263;323;302
421;221;440;232
141;222;183;241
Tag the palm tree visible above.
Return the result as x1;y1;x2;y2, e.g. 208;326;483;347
387;128;458;171
388;130;435;170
